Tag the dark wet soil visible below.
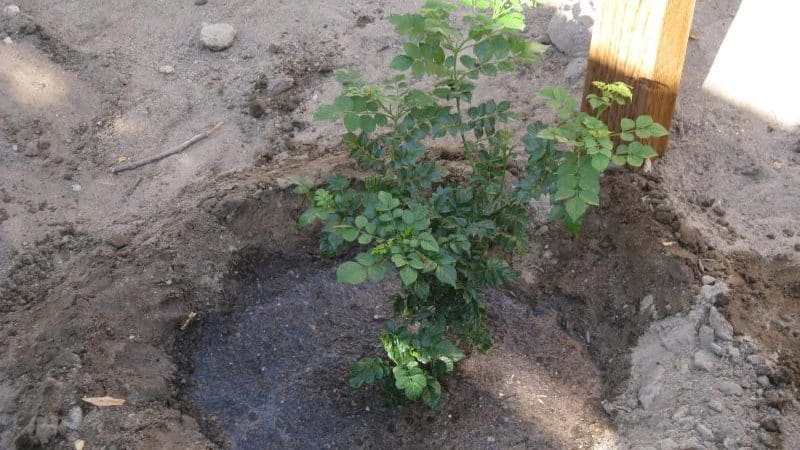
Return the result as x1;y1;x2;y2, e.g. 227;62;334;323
176;254;614;449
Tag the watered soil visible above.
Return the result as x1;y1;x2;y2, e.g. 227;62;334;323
1;0;799;449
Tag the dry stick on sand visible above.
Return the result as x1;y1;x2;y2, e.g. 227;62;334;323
111;121;223;174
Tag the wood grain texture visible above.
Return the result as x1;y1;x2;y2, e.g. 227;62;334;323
582;0;696;155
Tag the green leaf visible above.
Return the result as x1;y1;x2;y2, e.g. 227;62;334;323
334;96;354;111
591;154;609;171
649;122;669;138
340;226;359;242
474;40;493;63
298;208;320;228
358;234;373;245
400;266;418;285
367;260;391;282
355;215;368;229
314;104;340;121
418;232;440;253
611;154;627;166
435;264;457;287
620;118;635;131
391;253;408;268
421;379;442;408
579;189;600;206
337;261;367;284
349;357;388;388
393;363;427;400
390;54;414;71
343;112;360;133
635;115;654;129
627;155;644;167
564;196;588;222
360;115;376;134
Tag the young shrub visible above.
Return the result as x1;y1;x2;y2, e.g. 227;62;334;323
295;0;667;407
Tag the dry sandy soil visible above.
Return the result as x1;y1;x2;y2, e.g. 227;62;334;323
1;0;799;449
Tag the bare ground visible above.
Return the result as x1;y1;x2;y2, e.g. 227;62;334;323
1;0;799;449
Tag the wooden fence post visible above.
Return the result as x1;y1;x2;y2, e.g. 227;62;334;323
582;0;696;155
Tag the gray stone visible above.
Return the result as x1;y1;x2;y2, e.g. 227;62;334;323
2;5;20;17
708;306;734;341
658;438;678;450
660;320;697;354
194;0;207;4
71;183;82;192
200;23;236;51
692;350;715;372
640;294;655;316
638;365;664;409
757;375;771;388
547;0;596;56
701;275;716;285
728;344;740;359
698;325;715;350
266;77;295;96
709;343;726;357
708;399;724;412
2;36;12;45
62;406;82;431
158;65;175;74
699;281;729;303
717;380;744;396
695;422;714;440
564;57;587;85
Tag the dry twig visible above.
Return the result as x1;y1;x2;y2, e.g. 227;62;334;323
111;122;223;174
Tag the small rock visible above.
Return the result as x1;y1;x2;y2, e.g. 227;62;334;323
266;77;294;97
158;65;175;74
782;228;795;237
658;438;678;450
74;439;86;450
108;233;130;249
695;423;714;440
757;375;771;388
62;406;82;431
795;243;800;252
709;342;726;357
3;4;20;17
717;380;744;396
760;417;780;433
564;57;588;85
711;205;726;217
708;399;724;412
638;365;664;409
71;184;82;192
547;0;596;56
708;306;734;341
766;233;776;240
701;275;716;285
200;23;236;51
698;325;715;350
640;294;654;315
699;282;729;303
2;36;12;45
194;0;207;4
692;350;715;372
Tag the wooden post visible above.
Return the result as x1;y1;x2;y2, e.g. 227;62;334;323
582;0;696;155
